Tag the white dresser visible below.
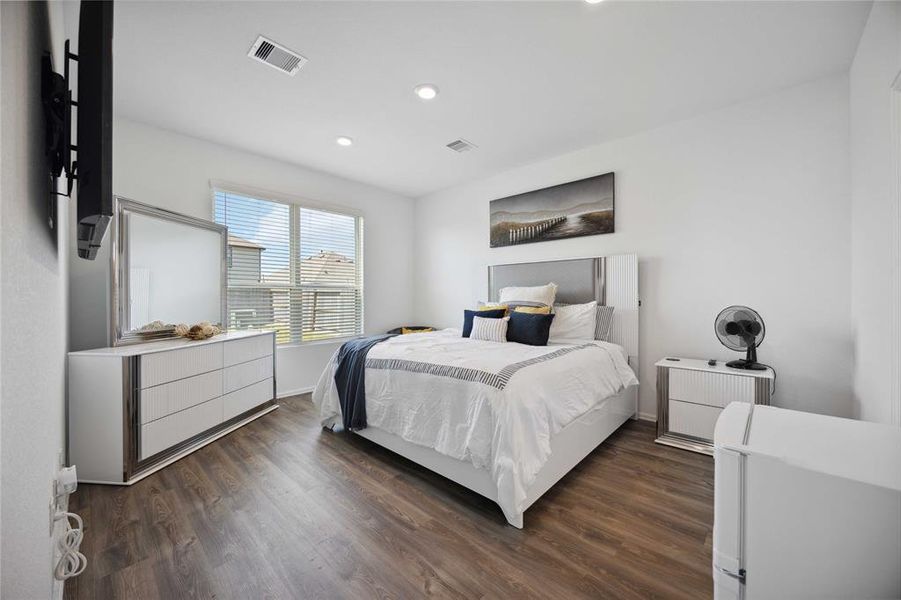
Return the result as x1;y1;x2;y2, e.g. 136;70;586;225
655;357;773;455
69;330;276;484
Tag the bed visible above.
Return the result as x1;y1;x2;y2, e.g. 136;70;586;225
313;254;640;528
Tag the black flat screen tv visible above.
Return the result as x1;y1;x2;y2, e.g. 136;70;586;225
75;0;114;260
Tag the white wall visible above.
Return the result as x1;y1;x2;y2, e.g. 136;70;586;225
414;75;853;420
70;118;415;395
1;2;71;597
849;2;901;426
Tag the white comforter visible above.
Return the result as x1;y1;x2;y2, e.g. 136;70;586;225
312;328;637;524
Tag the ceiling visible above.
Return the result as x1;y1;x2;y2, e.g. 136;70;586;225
112;1;871;198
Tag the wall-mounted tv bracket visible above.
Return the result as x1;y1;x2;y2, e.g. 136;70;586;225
41;39;78;199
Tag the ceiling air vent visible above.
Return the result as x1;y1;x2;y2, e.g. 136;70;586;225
446;139;478;153
247;35;308;76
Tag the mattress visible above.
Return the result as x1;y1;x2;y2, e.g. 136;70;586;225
313;328;638;524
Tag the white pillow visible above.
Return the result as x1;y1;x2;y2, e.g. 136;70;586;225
498;283;558;308
470;316;509;342
549;301;597;340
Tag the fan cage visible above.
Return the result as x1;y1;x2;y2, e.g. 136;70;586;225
714;305;765;352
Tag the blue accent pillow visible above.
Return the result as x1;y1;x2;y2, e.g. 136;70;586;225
507;311;555;346
462;309;506;337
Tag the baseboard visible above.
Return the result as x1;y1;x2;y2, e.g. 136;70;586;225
637;411;657;422
278;386;314;399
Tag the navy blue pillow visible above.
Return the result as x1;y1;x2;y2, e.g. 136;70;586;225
462;309;506;337
506;311;555;346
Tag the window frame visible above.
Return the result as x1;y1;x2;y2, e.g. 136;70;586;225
211;180;365;347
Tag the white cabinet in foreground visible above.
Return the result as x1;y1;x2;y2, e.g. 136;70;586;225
69;330;276;484
713;403;901;599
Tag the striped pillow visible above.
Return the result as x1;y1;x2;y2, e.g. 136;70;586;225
595;305;615;341
470;316;509;342
554;303;616;341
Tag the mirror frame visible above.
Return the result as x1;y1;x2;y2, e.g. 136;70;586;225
110;196;228;346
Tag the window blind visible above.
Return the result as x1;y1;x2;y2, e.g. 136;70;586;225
213;189;363;345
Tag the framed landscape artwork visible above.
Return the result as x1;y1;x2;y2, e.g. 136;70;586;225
489;172;614;248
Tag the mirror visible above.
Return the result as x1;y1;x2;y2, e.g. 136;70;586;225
112;197;226;345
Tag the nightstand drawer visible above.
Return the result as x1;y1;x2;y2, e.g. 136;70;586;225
668;400;722;440
656;358;773;455
669;368;754;408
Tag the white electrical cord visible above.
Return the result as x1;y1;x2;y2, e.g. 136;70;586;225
54;511;87;580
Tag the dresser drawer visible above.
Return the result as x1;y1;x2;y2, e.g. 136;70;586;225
224;334;273;367
222;378;273;421
140;396;223;459
668;400;722;440
669;368;754;408
224;355;273;394
140;370;222;424
140;343;223;389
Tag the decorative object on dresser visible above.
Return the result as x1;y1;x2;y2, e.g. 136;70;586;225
68;330;276;484
489;172;614;247
655;357;773;455
177;321;223;340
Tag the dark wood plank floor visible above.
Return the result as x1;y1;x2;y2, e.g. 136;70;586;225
64;394;714;600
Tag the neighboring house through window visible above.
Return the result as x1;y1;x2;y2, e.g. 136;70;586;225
214;187;363;344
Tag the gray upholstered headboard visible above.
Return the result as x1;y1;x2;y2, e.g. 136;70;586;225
488;254;639;372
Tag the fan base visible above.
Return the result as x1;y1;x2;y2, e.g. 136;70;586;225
726;359;768;371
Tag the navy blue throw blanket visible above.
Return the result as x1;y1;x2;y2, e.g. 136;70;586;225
334;334;396;431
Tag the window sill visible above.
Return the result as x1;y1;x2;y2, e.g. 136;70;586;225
275;335;362;350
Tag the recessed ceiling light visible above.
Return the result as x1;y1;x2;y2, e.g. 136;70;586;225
414;84;439;100
336;136;353;147
585;0;604;3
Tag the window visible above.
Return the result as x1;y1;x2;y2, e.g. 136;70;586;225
213;188;363;345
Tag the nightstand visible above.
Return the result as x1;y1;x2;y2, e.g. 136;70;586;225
655;357;774;455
